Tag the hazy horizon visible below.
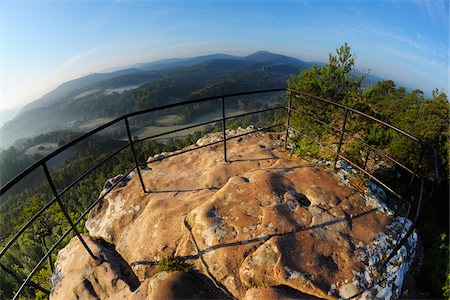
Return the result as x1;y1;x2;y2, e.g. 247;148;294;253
1;0;448;110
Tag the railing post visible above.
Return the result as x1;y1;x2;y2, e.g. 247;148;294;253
407;146;425;190
284;90;292;150
0;262;50;295
221;97;227;162
334;108;349;169
40;235;54;273
42;163;99;261
125;117;148;193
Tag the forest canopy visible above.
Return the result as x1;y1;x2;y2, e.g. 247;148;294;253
0;43;448;299
288;43;449;298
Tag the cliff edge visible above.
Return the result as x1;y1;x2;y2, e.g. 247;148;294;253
50;130;416;299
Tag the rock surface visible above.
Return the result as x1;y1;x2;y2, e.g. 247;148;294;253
50;235;139;299
51;130;416;299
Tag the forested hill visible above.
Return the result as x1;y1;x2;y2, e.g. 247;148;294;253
0;44;448;299
0;51;312;148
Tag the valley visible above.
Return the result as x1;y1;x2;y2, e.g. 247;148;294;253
0;47;447;300
0;51;308;148
135;108;248;141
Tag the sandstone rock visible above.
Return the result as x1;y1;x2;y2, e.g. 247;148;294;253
54;131;416;299
50;235;139;299
85;174;145;244
131;271;227;299
196;125;257;147
243;286;322;299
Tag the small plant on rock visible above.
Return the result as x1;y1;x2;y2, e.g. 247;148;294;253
156;256;190;273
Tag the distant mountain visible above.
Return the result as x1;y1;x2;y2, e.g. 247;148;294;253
245;50;306;65
137;54;241;71
0;108;19;128
21;68;147;112
1;51;314;147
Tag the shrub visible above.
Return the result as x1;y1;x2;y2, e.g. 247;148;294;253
418;233;449;298
155;256;189;273
294;137;320;158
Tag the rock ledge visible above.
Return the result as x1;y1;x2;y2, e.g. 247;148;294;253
51;130;416;300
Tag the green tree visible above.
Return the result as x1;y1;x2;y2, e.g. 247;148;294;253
288;42;366;104
287;43;368;158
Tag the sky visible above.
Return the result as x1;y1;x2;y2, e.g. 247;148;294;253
1;0;449;110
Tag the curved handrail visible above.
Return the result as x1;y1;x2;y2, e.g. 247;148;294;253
0;88;440;299
0;88;286;197
287;88;433;148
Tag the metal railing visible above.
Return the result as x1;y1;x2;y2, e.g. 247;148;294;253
285;89;439;265
0;88;439;299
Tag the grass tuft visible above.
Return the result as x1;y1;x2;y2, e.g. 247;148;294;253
156;256;190;273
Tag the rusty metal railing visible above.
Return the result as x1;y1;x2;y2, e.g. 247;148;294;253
0;88;439;299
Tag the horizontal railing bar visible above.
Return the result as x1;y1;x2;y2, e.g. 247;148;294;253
226;123;285;141
288;89;432;149
342;131;416;176
57;143;130;198
73;167;137;224
223;106;285;121
136;119;222;143
1;89;286;197
1;88;440;299
289;113;338;146
13;224;75;300
140;123;284;166
287;126;404;201
338;154;404;201
287;125;409;213
288;125;409;204
137;106;284;144
0;118;125;197
0;262;50;295
288;126;338;155
0;197;58;259
141;139;226;166
290;107;417;176
125;88;286;119
1;140;129;260
290;107;341;132
12;167;136;299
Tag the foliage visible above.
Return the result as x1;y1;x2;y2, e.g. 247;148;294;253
417;233;449;297
0;43;449;298
287;43;369;163
293;136;320;158
0;104;283;298
288;43;365;103
1;57;297;147
287;43;449;298
155;256;189;273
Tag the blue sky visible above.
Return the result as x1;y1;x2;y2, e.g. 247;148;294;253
1;0;448;110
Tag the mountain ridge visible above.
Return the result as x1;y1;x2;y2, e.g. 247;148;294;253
1;51;311;147
1;51;381;148
18;51;309;113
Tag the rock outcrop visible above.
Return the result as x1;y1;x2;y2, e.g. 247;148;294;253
51;129;416;299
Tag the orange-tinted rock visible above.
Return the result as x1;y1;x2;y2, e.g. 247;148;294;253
52;130;416;299
131;271;228;299
50;235;139;299
243;286;323;300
